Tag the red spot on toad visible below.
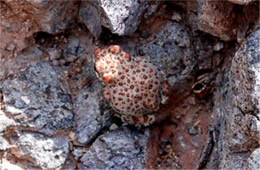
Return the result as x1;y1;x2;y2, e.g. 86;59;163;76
103;75;113;84
109;45;121;54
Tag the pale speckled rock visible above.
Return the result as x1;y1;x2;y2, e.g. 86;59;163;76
75;80;110;144
228;108;259;146
10;132;69;169
79;0;148;36
80;127;149;169
231;27;260;117
212;27;260;169
0;110;16;132
1;62;74;135
0;136;10;151
246;148;260;170
228;0;256;5
136;22;196;87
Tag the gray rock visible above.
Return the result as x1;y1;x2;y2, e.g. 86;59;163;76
62;35;88;64
246;148;260;170
75;80;110;144
212;27;260;169
228;0;256;5
135;22;196;87
73;147;86;161
0;110;16;133
10;132;69;169
1;62;74;135
80;127;149;170
0;136;10;150
213;42;224;52
79;1;102;37
171;11;182;22
79;0;148;36
231;27;260;117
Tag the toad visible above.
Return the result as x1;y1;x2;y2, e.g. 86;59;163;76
94;45;169;126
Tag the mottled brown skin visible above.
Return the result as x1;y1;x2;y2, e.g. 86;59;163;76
95;45;169;126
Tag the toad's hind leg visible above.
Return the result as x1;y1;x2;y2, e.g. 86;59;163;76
103;87;111;102
161;80;169;104
121;115;155;127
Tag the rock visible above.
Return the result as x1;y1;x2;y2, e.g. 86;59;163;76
231;27;260;117
197;0;259;41
213;42;224;52
228;0;256;5
5;42;16;52
171;11;182;22
0;159;24;170
0;136;10;151
246;148;260;170
1;62;74;135
79;0;148;36
61;33;89;64
75;80;110;144
2;0;78;33
78;1;102;37
10;132;69;169
0;110;16;133
80;127;149;169
0;47;44;81
197;1;236;41
0;0;78;53
135;22;196;87
73;147;86;161
211;27;260;169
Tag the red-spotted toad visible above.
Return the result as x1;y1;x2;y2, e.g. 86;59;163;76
94;45;169;126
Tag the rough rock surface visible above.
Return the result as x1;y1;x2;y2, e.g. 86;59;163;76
79;0;147;36
0;136;10;151
246;148;260;170
228;0;256;5
231;27;260;115
197;1;236;41
75;80;109;144
211;27;260;170
80;127;149;169
135;22;195;87
0;110;16;133
1;63;74;135
10;132;69;169
0;0;78;53
197;0;259;41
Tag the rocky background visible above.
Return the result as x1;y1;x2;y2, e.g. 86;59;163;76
0;0;259;169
